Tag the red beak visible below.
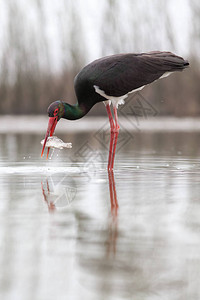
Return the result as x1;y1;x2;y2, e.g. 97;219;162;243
41;117;58;159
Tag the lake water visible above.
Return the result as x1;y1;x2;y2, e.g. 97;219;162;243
0;117;200;300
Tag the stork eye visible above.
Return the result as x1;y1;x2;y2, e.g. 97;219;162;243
54;108;59;115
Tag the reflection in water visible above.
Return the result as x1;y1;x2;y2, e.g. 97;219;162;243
42;170;119;215
41;168;119;256
108;170;118;218
41;180;56;212
41;174;77;210
107;170;118;257
41;168;120;297
1;130;200;299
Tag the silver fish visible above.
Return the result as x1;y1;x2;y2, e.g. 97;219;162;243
40;136;72;149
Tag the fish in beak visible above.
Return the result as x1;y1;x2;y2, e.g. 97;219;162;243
41;116;58;159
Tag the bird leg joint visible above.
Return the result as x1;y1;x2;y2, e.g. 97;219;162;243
110;126;120;134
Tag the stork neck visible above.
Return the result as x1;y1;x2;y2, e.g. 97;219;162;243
63;102;89;120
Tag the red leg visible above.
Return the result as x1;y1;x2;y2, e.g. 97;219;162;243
106;104;115;170
114;106;120;130
111;106;120;169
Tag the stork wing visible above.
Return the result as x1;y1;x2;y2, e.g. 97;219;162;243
91;51;189;97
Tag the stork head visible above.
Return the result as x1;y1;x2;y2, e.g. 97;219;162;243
47;100;65;119
41;101;65;158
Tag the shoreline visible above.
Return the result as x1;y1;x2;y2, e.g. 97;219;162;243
1;115;200;133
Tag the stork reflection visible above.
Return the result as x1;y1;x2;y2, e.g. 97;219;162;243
41;169;120;295
108;170;118;218
41;170;118;217
41;180;56;212
41;174;77;211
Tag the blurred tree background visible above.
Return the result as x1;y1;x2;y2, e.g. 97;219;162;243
0;0;199;116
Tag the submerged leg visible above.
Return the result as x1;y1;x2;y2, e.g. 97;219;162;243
105;104;115;170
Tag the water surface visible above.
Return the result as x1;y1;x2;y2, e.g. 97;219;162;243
0;125;200;300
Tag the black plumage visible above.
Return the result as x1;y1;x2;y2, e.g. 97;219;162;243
74;51;189;107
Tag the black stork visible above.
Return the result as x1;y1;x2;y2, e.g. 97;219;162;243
41;51;189;169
